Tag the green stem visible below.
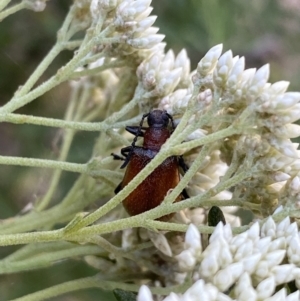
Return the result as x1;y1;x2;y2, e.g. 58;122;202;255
64;125;240;233
0;155;88;173
221;149;241;182
36;82;86;211
73;169;251;237
0;0;11;11
0;113;109;131
66;148;169;232
0;178;104;234
0;229;63;246
7;274;182;301
14;43;62;97
62;40;83;50
70;59;127;79
0;1;26;21
0;102;142;131
6;276;128;301
0;245;101;274
88;236;135;260
163;144;212;205
103;92;141;125
170;126;237;154
35;130;76;211
3;241;76;262
57;3;76;39
0;28;116;113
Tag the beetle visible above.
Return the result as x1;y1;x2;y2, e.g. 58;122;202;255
112;109;189;219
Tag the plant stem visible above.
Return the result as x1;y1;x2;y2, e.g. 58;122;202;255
0;229;63;246
14;44;62;97
0;245;101;274
0;1;26;21
0;0;11;11
0;28;116;113
0;155;88;173
0;178;106;234
8;273;189;301
3;241;76;262
70;59;126;79
0;113;110;131
36;81;87;211
163;144;212;205
170;126;237;155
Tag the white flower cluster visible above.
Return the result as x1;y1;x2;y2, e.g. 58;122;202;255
178;149;240;227
69;4;300;299
138;217;300;301
159;43;300;216
136;49;191;97
90;0;165;52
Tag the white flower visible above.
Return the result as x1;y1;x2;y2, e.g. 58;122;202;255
162;292;181;301
184;224;201;252
148;230;172;256
213;262;243;291
197;44;223;77
227;56;245;93
134;217;300;300
174;49;191;87
159;89;191;114
261;217;277;238
256;276;276;299
199;252;220;278
287;291;300;301
90;0;117;18
234;273;257;301
246;64;270;100
115;0;152;26
137;50;186;96
127;33;165;49
176;249;197;271
213;50;234;88
271;264;296;285
265;134;299;158
137;285;153;301
242;253;262;274
287;234;300;264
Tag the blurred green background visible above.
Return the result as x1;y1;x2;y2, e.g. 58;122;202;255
1;0;300;300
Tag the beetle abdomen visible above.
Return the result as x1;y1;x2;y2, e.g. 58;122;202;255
121;148;180;217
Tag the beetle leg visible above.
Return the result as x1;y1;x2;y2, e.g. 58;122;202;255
111;153;126;161
126;126;146;137
114;182;123;194
131;113;149;148
178;156;189;173
120;145;132;157
111;146;132;163
120;146;133;169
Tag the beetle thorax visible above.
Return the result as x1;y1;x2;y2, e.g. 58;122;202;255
143;127;170;150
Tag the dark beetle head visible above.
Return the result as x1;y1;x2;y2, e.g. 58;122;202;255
147;110;170;128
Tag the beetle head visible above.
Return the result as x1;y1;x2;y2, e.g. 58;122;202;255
147;110;170;128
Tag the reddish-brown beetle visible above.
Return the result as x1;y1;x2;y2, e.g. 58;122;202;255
112;110;189;219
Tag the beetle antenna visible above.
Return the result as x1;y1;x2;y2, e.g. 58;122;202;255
166;112;175;131
132;112;149;147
